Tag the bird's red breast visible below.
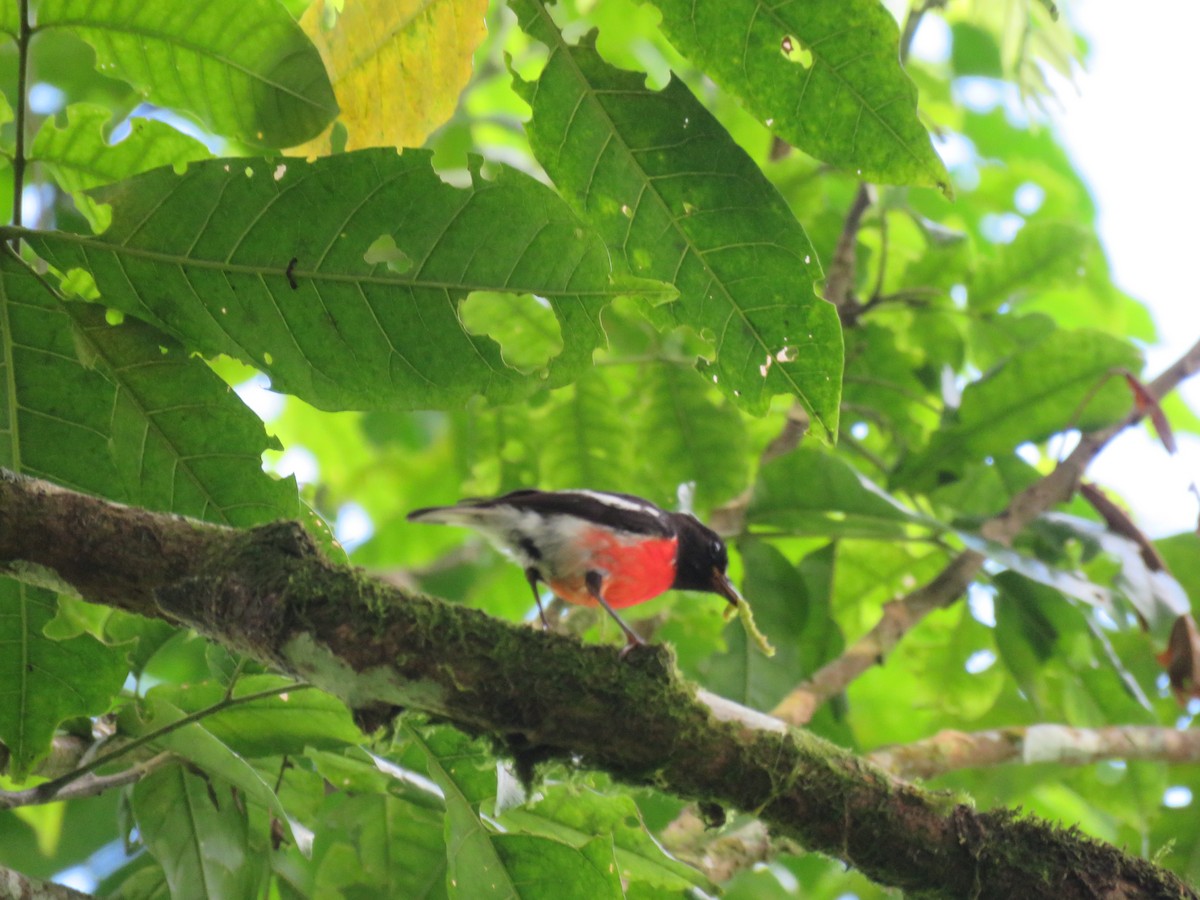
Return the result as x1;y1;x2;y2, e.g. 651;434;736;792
548;529;679;609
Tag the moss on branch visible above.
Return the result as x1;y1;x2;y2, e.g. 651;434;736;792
0;468;1193;899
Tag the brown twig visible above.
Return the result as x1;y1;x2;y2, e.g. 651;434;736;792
772;335;1200;726
0;752;174;810
869;724;1200;781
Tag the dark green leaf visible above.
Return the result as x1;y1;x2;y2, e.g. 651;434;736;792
118;690;298;840
0;252;124;495
510;3;842;433
39;0;337;146
29;150;668;413
69;305;299;525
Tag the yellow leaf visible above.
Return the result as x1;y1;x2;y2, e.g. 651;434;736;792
296;0;487;155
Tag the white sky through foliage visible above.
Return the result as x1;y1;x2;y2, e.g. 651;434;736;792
914;3;1200;537
1052;2;1200;537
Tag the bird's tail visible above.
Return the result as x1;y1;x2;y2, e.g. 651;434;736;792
406;502;495;527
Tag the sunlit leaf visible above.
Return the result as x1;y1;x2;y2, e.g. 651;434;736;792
969;221;1094;312
32;103;211;232
650;0;950;190
296;0;487;154
38;0;337;146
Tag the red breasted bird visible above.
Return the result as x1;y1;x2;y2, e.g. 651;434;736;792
407;489;741;650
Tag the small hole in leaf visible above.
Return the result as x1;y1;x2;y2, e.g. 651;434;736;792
105;308;124;326
460;291;563;374
363;234;413;274
780;34;813;67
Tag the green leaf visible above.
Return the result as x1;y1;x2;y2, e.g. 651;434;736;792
491;834;623;899
0;580;126;778
150;675;361;756
312;793;448;900
29;150;665;413
747;447;929;538
32;103;211;233
403;725;516;899
649;0;949;190
0;252;124;495
498;785;710;891
969;221;1095;312
118;691;298;838
897;328;1142;491
132;766;263;900
509;3;842;434
537;371;631;492
71;305;299;525
634;363;748;510
38;0;337;146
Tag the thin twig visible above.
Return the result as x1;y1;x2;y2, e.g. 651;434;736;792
0;752;174;810
13;682;311;805
10;0;31;242
868;723;1200;781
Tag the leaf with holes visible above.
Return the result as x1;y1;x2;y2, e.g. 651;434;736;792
650;0;949;191
0;580;127;779
32;103;211;233
29;150;670;414
38;0;337;147
296;0;487;154
509;1;842;436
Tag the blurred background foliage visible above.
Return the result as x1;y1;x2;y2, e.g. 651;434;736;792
2;0;1199;897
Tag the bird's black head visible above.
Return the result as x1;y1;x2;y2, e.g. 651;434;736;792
670;513;741;606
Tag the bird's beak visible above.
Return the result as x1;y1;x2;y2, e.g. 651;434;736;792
711;567;742;607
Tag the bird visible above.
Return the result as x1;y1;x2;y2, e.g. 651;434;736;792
406;489;742;651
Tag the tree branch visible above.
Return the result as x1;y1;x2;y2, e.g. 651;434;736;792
0;752;174;810
771;335;1200;726
868;724;1200;782
0;865;94;900
0;470;1193;898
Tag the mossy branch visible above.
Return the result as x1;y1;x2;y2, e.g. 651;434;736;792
0;469;1194;899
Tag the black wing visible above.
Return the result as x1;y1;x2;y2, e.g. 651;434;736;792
479;489;674;537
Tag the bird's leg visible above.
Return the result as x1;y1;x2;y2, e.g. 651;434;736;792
585;570;646;654
524;567;550;629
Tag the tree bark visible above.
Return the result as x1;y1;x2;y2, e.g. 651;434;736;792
0;469;1194;900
